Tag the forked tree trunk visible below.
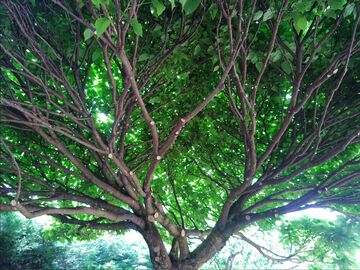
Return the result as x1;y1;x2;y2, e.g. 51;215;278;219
141;223;173;269
142;225;231;270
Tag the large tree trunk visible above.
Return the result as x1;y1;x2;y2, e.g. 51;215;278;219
142;223;173;269
142;224;231;270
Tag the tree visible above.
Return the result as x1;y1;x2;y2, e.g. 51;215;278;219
0;213;153;269
0;213;65;270
0;0;359;269
203;215;360;269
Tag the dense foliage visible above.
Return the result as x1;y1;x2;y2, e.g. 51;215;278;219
0;213;61;270
0;213;152;270
205;215;360;269
1;212;359;269
0;0;359;269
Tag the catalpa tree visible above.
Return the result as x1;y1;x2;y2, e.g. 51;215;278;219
0;0;359;269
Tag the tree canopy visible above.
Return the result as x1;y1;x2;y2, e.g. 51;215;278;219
0;0;359;269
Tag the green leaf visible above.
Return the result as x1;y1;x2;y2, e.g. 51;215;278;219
179;0;187;9
100;0;109;5
92;49;103;62
138;53;150;62
253;10;263;21
272;96;282;104
76;0;85;9
84;28;94;41
130;18;143;37
184;0;201;15
263;9;273;21
149;96;161;104
247;51;258;64
344;3;355;18
329;0;345;10
209;3;217;20
270;50;281;63
95;18;110;37
294;16;307;33
324;9;337;19
152;0;166;17
194;45;201;56
255;61;262;72
168;0;175;10
281;61;291;74
92;0;101;9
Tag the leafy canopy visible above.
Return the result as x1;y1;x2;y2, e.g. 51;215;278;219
0;0;359;269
